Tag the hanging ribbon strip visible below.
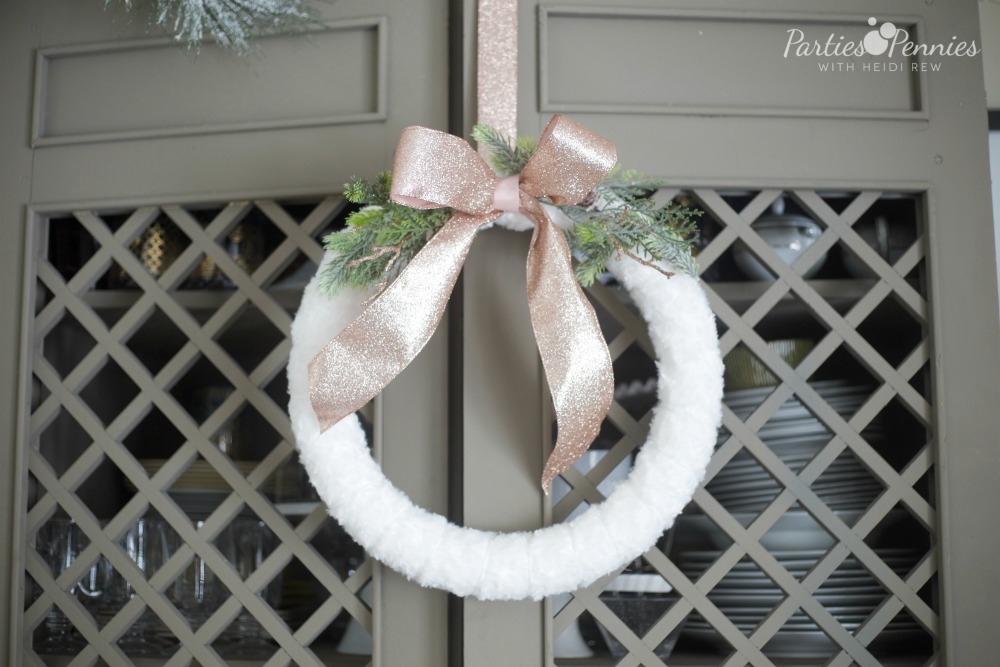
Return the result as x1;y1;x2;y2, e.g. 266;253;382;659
476;0;518;146
309;114;617;491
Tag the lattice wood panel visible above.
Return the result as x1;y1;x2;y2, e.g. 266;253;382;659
551;189;938;666
22;197;376;666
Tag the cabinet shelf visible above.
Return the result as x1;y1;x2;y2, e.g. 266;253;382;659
557;654;930;666
71;288;306;358
705;278;877;311
80;280;877;317
81;288;305;313
701;277;920;343
38;647;370;667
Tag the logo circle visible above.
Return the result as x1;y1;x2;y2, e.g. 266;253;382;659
863;31;889;56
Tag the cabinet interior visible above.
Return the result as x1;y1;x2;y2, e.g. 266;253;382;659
23;187;937;665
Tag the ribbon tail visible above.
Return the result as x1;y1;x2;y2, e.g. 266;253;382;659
308;213;488;432
525;205;615;493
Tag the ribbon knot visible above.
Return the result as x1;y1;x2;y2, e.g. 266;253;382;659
308;115;617;491
492;175;520;212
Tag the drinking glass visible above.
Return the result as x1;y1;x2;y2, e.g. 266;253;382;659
171;519;232;631
108;517;173;655
217;518;281;658
34;518;89;654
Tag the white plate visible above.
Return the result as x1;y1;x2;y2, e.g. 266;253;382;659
700;566;884;580
707;474;874;494
709;460;875;482
729;395;866;420
722;379;854;401
678;556;920;578
679;511;869;551
708;584;885;595
677;547;918;560
706;481;881;502
707;466;872;488
716;502;872;514
756;421;834;439
706;593;889;608
722;381;869;407
702;611;914;627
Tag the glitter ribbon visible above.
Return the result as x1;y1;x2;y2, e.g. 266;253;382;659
308;114;617;491
476;0;518;147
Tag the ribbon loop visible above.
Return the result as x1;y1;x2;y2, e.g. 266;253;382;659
309;115;618;491
521;115;617;205
391;126;499;214
308;212;489;432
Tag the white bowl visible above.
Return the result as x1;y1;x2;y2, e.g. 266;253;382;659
733;215;826;281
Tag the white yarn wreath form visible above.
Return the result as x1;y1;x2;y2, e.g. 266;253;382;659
288;215;724;601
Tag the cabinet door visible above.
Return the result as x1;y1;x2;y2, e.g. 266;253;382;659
4;1;999;666
0;0;451;664
458;0;1000;665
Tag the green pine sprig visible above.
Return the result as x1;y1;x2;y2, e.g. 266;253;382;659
343;170;392;205
316;128;701;298
107;0;318;53
470;124;537;176
316;173;449;295
561;168;701;286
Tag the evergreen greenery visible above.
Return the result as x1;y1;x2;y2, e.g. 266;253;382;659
470;124;537;176
317;128;700;297
560;167;702;286
317;173;449;295
107;0;316;52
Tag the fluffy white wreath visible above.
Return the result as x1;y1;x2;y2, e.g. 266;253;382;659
288;217;723;601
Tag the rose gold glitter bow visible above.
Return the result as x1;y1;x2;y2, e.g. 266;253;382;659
308;114;616;491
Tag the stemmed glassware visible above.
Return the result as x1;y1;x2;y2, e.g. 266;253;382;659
216;517;281;659
35;518;91;654
34;513;283;658
171;518;230;631
107;517;174;655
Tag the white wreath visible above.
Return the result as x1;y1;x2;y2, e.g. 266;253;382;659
288;217;723;601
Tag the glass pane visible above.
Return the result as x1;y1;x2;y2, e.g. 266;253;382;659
551;188;938;665
24;198;379;664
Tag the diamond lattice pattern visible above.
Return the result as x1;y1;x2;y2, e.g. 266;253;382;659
551;189;938;666
24;198;376;665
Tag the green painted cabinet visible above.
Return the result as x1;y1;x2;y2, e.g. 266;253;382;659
2;0;998;665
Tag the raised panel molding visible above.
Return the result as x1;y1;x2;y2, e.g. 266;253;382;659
32;17;388;146
538;6;928;120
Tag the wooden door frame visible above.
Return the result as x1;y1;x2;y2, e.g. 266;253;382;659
501;0;999;664
0;2;41;660
3;0;999;664
0;0;453;663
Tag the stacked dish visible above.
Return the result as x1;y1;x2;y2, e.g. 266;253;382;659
674;379;928;657
678;549;924;658
707;380;883;514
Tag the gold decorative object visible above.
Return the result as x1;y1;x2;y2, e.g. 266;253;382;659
187;223;264;287
723;338;815;390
